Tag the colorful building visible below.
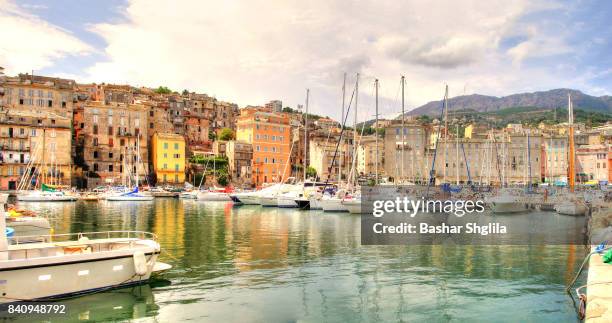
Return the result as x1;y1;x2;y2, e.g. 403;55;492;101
152;133;186;185
236;107;291;187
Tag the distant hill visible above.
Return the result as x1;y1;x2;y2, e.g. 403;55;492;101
406;89;612;117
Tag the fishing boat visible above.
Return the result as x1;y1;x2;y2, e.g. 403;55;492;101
0;193;171;303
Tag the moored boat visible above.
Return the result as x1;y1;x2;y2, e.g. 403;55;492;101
0;192;171;302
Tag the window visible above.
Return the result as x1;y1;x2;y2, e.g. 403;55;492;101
109;152;113;159
174;143;179;150
93;137;98;146
175;164;179;171
163;163;168;170
31;129;36;137
93;125;98;135
150;123;154;129
163;153;167;158
174;154;181;158
93;163;99;171
164;143;168;149
108;126;113;135
93;115;98;123
93;151;99;158
109;138;114;147
174;174;179;182
108;165;113;172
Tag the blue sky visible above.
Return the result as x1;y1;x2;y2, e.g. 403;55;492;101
1;0;611;120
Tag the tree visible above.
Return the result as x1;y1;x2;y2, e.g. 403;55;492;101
208;130;217;141
306;166;317;179
154;86;172;94
182;89;189;95
219;128;235;141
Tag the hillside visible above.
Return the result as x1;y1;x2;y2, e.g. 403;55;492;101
406;89;612;116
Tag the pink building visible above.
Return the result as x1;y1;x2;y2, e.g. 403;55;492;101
576;144;608;183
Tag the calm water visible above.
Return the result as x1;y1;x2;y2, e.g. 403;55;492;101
11;199;586;322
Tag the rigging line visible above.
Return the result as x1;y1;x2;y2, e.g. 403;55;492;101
322;80;357;188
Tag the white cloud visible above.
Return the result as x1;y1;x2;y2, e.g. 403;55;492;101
0;0;580;121
0;0;92;74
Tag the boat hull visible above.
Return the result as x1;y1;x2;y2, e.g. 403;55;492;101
17;194;77;202
259;196;278;207
342;200;363;214
0;253;159;303
309;197;323;210
197;192;231;201
295;199;310;209
320;198;348;212
106;196;154;201
277;196;298;208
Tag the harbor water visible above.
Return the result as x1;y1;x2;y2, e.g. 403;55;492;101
12;199;587;322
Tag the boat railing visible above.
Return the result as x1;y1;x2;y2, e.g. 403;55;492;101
8;230;158;246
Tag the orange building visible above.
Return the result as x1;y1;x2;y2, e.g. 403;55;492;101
236;107;291;187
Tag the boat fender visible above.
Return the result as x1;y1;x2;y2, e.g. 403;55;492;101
133;251;148;276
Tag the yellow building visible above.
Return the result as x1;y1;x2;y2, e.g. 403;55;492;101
152;133;186;185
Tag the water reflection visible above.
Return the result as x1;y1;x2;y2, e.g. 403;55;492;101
12;199;585;322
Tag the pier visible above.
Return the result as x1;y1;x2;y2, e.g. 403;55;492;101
586;207;612;322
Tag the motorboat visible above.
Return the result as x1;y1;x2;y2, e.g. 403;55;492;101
487;188;529;213
277;191;300;208
106;187;154;201
555;198;588;216
0;199;171;302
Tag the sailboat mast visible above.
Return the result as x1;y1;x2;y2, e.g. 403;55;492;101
401;76;405;182
304;88;309;182
375;79;379;185
353;73;359;188
443;85;448;183
339;73;346;184
456;124;459;185
568;94;576;192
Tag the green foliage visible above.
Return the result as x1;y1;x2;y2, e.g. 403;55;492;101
218;128;235;141
182;89;190;95
190;155;228;167
208;130;217;141
282;107;295;113
416;115;433;124
306;166;317;178
217;173;228;186
154;86;172;94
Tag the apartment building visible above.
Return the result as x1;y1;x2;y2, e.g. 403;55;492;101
0;110;72;190
75;102;148;188
541;135;568;183
236;107;291;187
151;133;185;184
0;72;75;119
576;144;608;183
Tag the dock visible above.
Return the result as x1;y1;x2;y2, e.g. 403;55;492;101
585;206;612;322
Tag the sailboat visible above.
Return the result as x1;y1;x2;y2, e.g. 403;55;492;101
0;193;171;303
323;73;361;213
555;94;587;216
107;138;153;202
197;156;231;201
17;184;77;202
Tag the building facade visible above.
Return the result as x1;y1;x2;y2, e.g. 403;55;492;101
152;133;186;185
226;140;253;187
236;107;291;187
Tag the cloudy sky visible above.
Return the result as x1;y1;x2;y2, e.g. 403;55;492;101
1;0;611;121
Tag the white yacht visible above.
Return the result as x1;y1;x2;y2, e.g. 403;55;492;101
320;195;349;212
488;188;529;213
179;191;198;199
0;193;171;303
